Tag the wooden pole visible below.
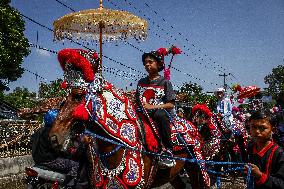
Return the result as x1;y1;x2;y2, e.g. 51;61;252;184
99;0;103;77
99;0;103;10
99;22;103;77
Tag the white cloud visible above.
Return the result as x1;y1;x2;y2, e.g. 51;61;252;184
36;49;51;57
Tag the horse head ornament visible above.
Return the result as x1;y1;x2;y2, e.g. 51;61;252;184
48;48;100;149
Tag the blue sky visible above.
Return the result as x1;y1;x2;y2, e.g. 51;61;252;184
9;0;284;93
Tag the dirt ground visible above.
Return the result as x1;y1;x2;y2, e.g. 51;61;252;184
0;173;25;189
0;173;246;189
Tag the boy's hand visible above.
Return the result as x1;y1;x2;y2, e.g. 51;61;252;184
143;102;156;110
244;163;263;179
81;135;93;145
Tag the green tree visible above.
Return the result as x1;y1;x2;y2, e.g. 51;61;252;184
38;79;66;98
178;82;202;104
0;0;30;91
264;65;284;98
177;82;217;110
4;87;37;108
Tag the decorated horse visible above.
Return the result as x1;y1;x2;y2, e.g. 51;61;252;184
48;48;210;189
210;109;248;179
230;107;248;162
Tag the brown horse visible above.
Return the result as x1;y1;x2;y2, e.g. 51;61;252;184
48;84;210;189
48;48;209;188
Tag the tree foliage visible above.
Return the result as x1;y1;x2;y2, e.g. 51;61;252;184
38;79;66;99
177;82;217;110
0;79;66;109
0;0;30;91
264;65;284;98
2;87;37;109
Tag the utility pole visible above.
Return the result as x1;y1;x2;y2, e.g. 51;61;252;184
219;73;229;90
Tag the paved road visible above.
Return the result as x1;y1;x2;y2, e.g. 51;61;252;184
152;176;245;189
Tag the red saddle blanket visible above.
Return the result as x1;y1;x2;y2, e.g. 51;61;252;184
84;81;209;188
137;112;200;152
88;81;199;152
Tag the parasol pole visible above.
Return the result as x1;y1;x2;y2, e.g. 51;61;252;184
99;0;103;77
99;22;103;77
99;0;103;10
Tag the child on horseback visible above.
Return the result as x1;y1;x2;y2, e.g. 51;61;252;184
177;107;185;118
245;109;284;189
136;49;176;168
191;104;221;160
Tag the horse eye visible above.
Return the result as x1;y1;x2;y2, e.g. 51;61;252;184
73;93;84;101
60;101;65;108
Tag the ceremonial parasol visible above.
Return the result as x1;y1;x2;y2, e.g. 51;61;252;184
53;0;148;73
237;85;260;99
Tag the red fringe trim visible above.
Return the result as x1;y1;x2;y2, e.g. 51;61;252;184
72;103;89;121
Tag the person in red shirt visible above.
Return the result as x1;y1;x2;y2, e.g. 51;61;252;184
245;109;284;189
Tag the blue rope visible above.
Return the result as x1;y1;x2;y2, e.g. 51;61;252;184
100;145;122;158
84;130;249;166
216;176;221;188
85;129;196;163
246;164;254;189
84;129;253;188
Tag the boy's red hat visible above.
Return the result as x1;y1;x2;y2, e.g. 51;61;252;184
192;104;213;118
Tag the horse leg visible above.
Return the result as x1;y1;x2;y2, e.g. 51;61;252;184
170;174;187;189
184;163;202;189
76;162;91;189
236;134;247;162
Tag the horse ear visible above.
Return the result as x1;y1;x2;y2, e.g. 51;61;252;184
92;62;99;74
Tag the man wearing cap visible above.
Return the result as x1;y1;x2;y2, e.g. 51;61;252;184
215;87;233;128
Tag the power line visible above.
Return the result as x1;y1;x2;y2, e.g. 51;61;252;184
29;43;58;54
23;68;48;83
20;12;145;76
29;43;143;81
108;0;225;76
119;0;238;79
140;0;230;72
104;1;221;86
54;0;76;12
173;67;218;86
52;0;220;87
21;4;220;88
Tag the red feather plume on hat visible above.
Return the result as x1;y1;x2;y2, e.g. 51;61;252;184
192;104;216;130
58;48;96;83
192;104;213;118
